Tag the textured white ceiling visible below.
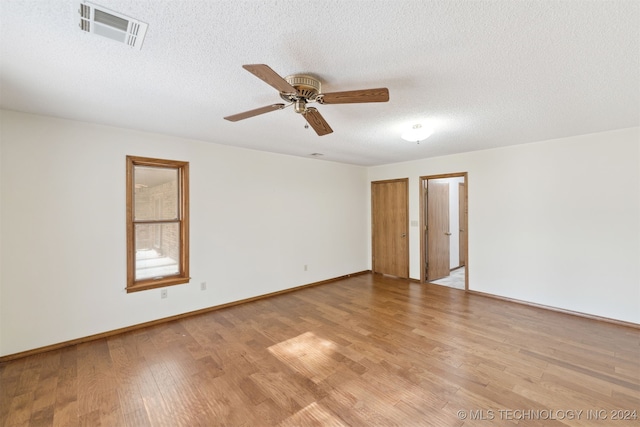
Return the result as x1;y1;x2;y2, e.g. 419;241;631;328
1;0;638;166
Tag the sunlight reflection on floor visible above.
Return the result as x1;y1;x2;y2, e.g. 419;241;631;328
278;401;347;427
268;332;339;384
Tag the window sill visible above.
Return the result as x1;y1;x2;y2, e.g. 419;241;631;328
126;276;190;293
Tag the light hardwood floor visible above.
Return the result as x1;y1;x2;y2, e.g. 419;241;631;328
1;273;639;426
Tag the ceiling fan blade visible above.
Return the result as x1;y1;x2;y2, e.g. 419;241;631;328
319;88;389;104
303;107;333;136
224;104;286;122
242;64;297;94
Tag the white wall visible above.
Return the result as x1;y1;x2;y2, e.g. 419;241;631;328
0;110;369;356
2;111;638;356
368;128;640;324
0;116;3;353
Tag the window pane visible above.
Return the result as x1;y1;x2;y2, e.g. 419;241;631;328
135;223;180;280
134;166;178;221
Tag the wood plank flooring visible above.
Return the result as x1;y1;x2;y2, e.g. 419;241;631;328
1;273;639;426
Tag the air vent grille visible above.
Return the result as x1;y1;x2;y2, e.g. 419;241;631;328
79;3;90;19
126;22;141;47
77;2;148;50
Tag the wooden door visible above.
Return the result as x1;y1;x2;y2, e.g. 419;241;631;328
427;180;450;281
371;179;409;278
459;182;467;266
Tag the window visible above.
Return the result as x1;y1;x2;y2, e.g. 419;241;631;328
126;156;189;292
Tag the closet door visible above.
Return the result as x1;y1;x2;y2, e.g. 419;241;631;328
371;179;409;278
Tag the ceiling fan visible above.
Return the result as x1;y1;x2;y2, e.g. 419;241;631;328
224;64;389;136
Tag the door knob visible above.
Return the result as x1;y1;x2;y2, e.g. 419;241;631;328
401;233;406;238
445;232;452;236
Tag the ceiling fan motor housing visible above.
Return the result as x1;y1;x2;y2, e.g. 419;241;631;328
280;74;322;102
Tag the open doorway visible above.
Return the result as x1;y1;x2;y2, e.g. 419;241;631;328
420;173;468;290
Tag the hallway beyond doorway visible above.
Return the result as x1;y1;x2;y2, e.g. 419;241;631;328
429;266;465;289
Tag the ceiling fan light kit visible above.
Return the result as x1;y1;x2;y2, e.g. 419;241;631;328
224;64;389;136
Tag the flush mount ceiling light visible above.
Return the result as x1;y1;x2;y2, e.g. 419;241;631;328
401;124;433;143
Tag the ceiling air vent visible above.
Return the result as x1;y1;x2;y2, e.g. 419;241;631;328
78;2;148;50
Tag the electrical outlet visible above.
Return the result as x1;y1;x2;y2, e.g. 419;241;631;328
160;289;168;299
304;265;308;271
200;281;207;291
